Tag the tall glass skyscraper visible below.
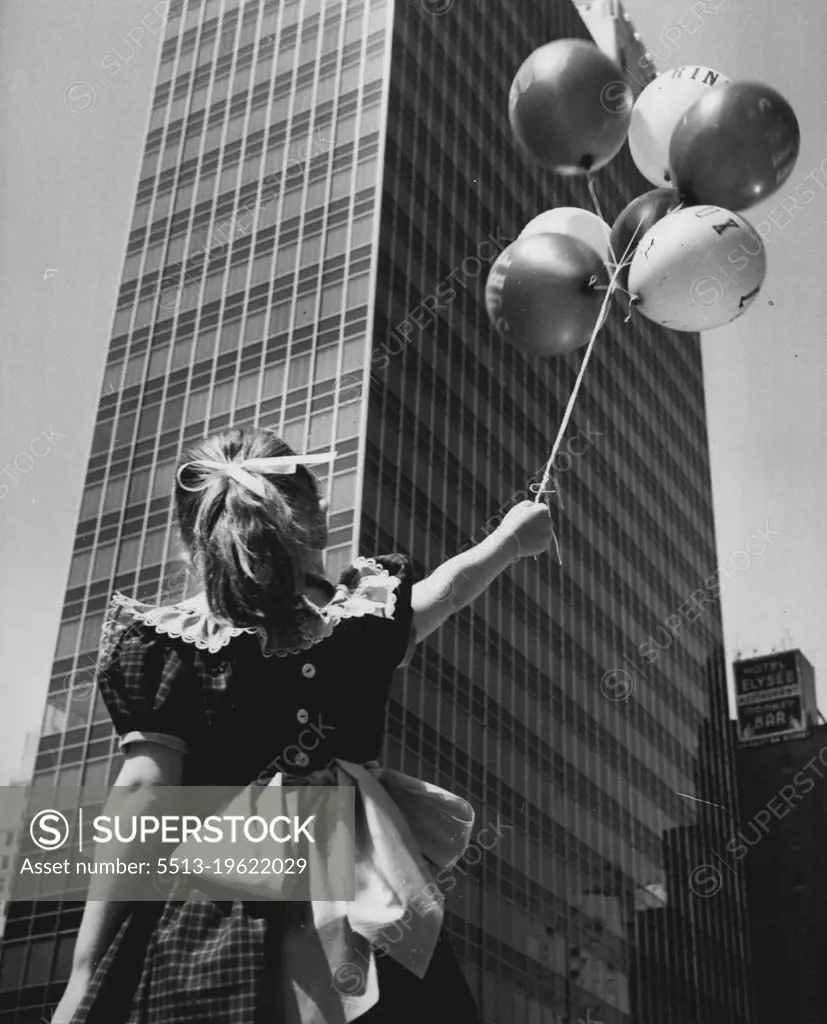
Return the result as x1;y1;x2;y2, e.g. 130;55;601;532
0;1;754;1022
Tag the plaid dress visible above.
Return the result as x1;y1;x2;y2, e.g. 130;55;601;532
70;555;481;1024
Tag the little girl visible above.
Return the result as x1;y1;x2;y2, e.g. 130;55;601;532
53;425;555;1024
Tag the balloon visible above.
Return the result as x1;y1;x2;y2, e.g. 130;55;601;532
485;233;609;356
669;82;800;211
627;205;767;332
610;188;682;292
508;39;632;175
521;208;612;264
629;66;731;187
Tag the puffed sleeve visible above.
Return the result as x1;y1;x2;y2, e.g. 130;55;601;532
339;553;416;670
95;595;197;755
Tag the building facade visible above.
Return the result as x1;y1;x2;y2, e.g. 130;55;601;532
733;652;823;1024
1;1;753;1021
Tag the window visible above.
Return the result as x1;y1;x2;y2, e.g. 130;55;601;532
55;620;80;660
331;166;353;200
282;419;305;449
262;363;285;399
276;244;297;276
80;613;104;652
103;475;126;513
83;759;110;790
160;397;185;434
325;544;353;583
143;527;167;565
335;114;356;145
336;402;360;439
252;252;274;286
360;104;381;137
308;410;334;449
114;413;136;448
288;355;311;389
195;328;218;363
127;467;152;505
355;157;377;190
68;550;91;588
91;420;113;454
0;945;26;992
300;235;322;268
340;65;360;94
324;225;348;257
81;484;102;520
148;345;170;378
320;284;343;318
137;403;161;439
352;214;374;248
186;389;210;425
116;536;141;575
313;346;339;382
244;312;266;346
218;319;241;353
346;273;370;307
152;460;176;500
331;471;357;510
211;380;234;417
125;353;147;387
237;372;259;409
92;542;115;580
341;337;366;371
294;296;315;326
306;179;327;209
294;84;313;113
268;301;291;336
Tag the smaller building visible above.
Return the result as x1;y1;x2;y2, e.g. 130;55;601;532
733;650;826;1024
0;733;38;942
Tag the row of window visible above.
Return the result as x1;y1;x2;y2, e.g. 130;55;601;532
152;10;386;133
94;319;367;453
127;164;376;331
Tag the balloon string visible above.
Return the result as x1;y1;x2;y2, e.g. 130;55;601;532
532;225;643;569
533;270;619;508
587;174;617;270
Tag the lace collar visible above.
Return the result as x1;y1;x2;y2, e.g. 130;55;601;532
103;557;402;659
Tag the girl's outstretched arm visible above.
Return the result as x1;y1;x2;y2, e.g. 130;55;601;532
410;500;554;645
51;742;184;1023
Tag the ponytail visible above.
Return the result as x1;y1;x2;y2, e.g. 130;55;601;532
174;428;322;626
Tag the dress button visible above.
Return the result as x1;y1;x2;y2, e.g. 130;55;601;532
301;663;316;679
296;709;309;724
294;751;310;768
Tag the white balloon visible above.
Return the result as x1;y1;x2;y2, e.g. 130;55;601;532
629;66;731;187
627;205;766;332
520;207;612;265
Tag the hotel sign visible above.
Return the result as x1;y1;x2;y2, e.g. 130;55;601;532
735;651;805;746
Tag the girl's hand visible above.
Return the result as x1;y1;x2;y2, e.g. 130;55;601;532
496;500;556;559
50;967;93;1023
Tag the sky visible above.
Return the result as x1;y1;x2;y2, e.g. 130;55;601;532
1;0;825;785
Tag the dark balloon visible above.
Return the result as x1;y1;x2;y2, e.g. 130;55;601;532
508;39;632;175
668;81;800;211
610;188;681;292
485;233;610;357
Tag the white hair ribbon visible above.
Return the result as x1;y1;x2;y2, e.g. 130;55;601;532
176;451;337;498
